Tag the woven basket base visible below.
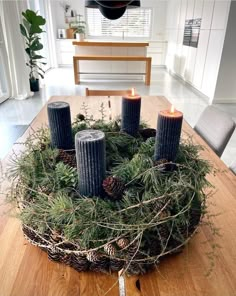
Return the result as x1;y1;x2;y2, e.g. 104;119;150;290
22;215;200;276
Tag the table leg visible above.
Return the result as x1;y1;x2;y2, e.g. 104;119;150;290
145;58;152;85
73;57;80;84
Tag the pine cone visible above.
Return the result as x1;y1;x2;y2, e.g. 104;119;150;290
57;149;77;168
104;243;116;256
86;251;101;262
139;128;156;140
40;143;47;151
103;176;125;200
37;185;51;195
76;113;85;121
116;238;129;249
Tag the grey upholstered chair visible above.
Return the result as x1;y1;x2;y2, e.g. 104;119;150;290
194;106;235;157
229;161;236;175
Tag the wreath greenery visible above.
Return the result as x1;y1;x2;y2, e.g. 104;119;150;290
7;107;212;275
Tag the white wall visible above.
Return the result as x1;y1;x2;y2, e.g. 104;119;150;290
55;0;85;29
53;0;168;41
165;0;231;103
145;0;167;40
213;1;236;103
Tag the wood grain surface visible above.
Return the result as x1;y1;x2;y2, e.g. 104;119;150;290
72;41;149;47
0;96;236;296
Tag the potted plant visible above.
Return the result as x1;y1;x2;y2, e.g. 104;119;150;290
74;14;86;41
20;9;47;92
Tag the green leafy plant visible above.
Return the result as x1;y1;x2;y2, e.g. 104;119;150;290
73;14;86;35
55;162;78;188
20;9;47;82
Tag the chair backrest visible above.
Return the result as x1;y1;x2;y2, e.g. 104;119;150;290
85;88;130;97
194;106;235;157
229;161;236;175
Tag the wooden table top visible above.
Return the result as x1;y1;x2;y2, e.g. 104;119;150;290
0;96;236;296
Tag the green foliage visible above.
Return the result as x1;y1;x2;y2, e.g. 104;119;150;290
20;9;46;80
55;163;78;188
7;113;214;268
72;14;86;34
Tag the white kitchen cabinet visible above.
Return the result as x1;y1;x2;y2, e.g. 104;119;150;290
165;0;230;102
56;39;74;66
72;40;149;80
147;41;167;66
184;46;197;83
186;0;195;20
179;0;188;29
165;29;178;70
166;0;182;29
201;0;214;30
173;29;184;74
211;1;230;30
179;45;189;78
112;48;128;73
127;47;145;74
193;0;204;19
192;30;210;89
202;30;226;98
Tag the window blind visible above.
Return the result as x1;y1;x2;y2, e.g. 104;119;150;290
86;8;152;38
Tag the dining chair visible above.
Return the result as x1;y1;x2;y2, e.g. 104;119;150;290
194;106;235;157
229;161;236;175
85;88;129;97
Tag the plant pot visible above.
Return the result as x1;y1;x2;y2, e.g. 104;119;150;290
30;78;39;92
76;33;85;41
66;28;75;39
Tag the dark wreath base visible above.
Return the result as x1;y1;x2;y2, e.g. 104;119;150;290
22;205;201;276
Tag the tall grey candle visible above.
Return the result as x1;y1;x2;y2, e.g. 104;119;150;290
47;101;73;149
154;107;183;162
121;89;141;136
75;130;105;197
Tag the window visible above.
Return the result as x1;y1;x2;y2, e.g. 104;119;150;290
86;8;152;38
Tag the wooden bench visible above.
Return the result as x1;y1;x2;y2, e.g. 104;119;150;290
73;55;152;85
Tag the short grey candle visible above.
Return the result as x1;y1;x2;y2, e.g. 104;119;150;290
154;107;183;162
121;88;141;136
47;101;73;149
75;130;106;197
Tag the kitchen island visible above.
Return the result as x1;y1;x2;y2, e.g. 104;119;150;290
72;40;150;82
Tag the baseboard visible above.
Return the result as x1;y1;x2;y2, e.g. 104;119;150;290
212;98;236;104
167;69;210;103
153;65;166;69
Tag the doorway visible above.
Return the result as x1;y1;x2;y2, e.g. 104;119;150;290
0;18;10;103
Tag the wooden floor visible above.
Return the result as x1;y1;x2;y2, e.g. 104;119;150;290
0;124;28;159
0;96;236;296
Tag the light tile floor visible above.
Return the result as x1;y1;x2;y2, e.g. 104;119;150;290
0;67;235;166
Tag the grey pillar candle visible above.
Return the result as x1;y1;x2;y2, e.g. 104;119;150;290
75;129;106;197
47;101;73;149
121;89;141;136
154;107;183;162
